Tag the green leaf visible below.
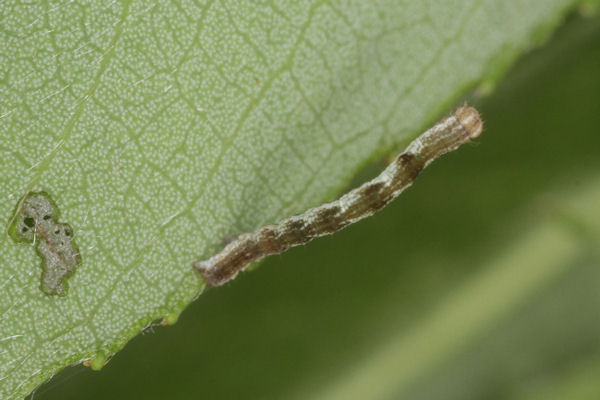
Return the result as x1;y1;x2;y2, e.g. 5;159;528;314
37;12;600;399
0;1;590;398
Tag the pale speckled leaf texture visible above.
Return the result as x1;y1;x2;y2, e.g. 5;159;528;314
0;1;587;398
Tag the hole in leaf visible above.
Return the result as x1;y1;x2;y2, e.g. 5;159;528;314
9;191;81;296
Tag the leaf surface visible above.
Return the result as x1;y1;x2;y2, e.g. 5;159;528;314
0;1;585;397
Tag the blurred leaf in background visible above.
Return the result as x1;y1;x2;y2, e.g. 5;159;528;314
30;8;600;400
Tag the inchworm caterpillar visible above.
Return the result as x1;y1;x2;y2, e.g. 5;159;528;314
195;105;483;287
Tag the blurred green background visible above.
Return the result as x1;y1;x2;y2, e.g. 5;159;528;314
36;12;600;400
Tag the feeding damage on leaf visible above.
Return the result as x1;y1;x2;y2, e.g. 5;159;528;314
8;191;80;296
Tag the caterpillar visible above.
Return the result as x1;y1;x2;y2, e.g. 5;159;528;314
195;105;483;287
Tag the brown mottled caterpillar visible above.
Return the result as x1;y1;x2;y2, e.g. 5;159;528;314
195;105;483;287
